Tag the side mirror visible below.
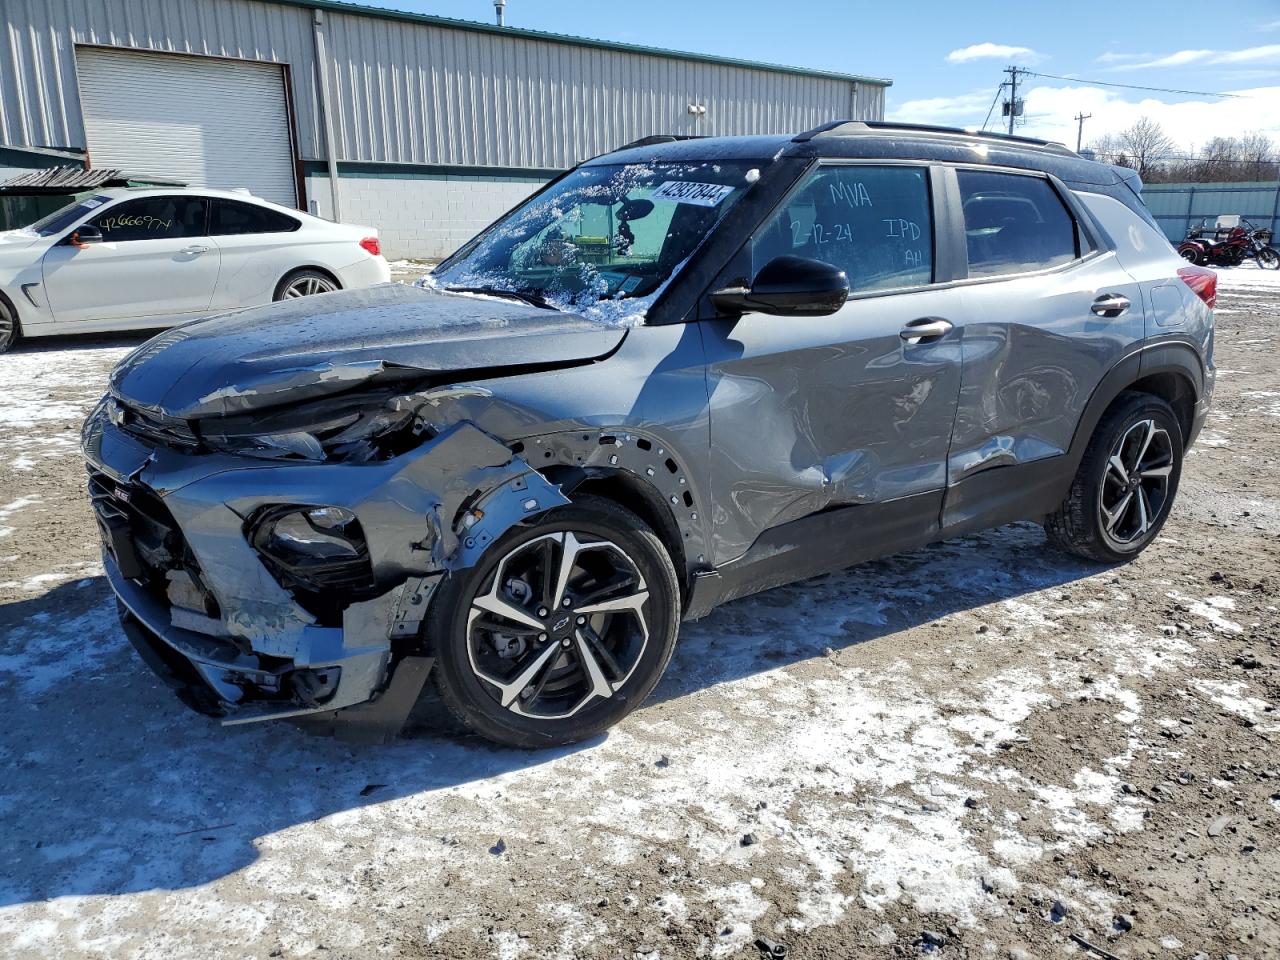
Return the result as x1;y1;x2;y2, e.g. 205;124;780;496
711;255;849;317
67;224;103;248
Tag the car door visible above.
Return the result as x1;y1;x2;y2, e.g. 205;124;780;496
942;167;1146;528
205;197;304;308
700;162;964;565
42;195;220;323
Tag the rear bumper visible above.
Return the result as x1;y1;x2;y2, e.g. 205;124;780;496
337;255;392;290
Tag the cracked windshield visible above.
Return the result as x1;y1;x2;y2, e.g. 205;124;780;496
431;161;760;322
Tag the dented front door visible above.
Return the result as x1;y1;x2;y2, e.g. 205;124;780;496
700;163;963;565
700;288;963;565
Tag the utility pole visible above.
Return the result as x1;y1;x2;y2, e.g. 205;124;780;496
1074;112;1092;153
1005;65;1019;135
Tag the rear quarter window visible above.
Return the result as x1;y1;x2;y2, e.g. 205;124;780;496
958;171;1079;278
210;199;300;236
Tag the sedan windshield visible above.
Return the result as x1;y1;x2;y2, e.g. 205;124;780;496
431;161;760;324
25;195;113;237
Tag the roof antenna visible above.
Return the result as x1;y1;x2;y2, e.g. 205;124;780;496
494;0;506;25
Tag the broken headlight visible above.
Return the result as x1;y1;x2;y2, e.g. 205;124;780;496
248;504;377;604
201;390;432;463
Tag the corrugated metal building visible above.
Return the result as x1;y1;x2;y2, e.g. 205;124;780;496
0;0;890;257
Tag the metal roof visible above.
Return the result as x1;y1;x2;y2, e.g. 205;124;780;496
265;0;893;87
0;165;185;193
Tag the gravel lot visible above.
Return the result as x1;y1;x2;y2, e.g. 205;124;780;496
0;266;1277;960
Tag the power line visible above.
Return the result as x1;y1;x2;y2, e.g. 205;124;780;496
981;82;1005;132
1021;69;1246;99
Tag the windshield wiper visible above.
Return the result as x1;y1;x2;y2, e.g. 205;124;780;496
443;285;555;309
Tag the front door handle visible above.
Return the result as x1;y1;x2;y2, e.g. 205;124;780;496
1091;293;1131;317
900;317;954;343
181;245;210;256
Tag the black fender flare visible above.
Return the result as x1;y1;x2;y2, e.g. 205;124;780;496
1064;341;1204;474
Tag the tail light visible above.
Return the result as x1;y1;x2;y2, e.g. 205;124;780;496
1177;265;1217;309
359;236;381;257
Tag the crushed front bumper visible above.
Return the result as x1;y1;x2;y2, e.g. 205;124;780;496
81;398;564;739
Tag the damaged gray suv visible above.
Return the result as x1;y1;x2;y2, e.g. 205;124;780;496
83;121;1216;747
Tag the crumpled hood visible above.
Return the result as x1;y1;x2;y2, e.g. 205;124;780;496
109;283;627;419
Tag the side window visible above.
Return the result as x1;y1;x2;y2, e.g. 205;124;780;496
209;199;300;236
752;165;933;292
958;171;1079;278
92;196;208;242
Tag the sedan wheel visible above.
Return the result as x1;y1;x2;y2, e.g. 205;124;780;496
273;269;340;301
0;301;16;354
428;496;680;748
282;275;337;298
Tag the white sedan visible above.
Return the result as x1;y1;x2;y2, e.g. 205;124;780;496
0;187;390;353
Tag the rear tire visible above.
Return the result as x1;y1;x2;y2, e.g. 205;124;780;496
1044;392;1183;563
428;495;681;748
273;269;340;301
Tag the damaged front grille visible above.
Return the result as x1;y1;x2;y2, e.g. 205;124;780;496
108;397;200;451
87;467;220;619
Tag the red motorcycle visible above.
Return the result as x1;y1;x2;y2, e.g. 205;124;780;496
1178;218;1279;269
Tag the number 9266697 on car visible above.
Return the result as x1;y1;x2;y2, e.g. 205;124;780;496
81;121;1215;747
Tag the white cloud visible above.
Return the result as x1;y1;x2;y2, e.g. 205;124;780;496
946;43;1040;65
1109;44;1280;71
889;90;998;122
889;83;1280;157
1095;51;1152;64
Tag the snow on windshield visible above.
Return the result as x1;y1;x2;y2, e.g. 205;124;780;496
428;162;761;326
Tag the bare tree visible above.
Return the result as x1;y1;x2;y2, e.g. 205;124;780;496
1085;133;1132;171
1086;126;1276;184
1236;132;1277;181
1116;117;1173;179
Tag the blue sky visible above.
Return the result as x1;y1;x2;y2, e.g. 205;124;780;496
361;0;1280;152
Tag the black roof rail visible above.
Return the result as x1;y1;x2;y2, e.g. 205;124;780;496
792;120;1077;156
611;134;708;152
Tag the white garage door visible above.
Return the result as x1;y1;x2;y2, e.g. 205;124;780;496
76;47;298;207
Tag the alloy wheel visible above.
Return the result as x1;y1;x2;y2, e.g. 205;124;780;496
283;275;338;298
0;311;14;351
1098;418;1174;549
465;531;651;719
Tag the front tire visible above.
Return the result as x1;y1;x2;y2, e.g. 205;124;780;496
1044;392;1183;563
0;297;19;354
1258;247;1280;270
428;496;681;748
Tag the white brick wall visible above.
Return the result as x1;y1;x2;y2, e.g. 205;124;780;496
305;173;546;260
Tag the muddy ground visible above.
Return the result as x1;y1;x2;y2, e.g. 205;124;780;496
0;266;1276;960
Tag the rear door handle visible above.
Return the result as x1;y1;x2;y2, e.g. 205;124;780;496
181;245;210;256
900;317;954;343
1091;293;1131;317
